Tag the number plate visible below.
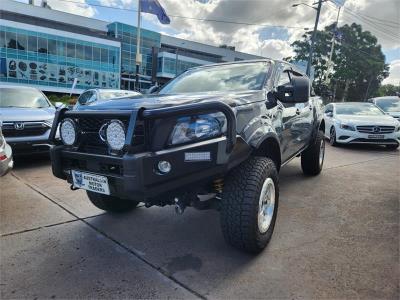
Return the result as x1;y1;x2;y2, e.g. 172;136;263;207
368;134;384;139
71;170;110;195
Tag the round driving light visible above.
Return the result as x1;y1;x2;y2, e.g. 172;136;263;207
60;118;77;146
106;120;126;150
157;160;171;174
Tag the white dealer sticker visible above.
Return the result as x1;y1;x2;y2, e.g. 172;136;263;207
71;170;110;195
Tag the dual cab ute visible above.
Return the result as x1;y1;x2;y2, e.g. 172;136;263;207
50;60;325;253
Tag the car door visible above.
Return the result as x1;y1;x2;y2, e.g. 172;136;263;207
274;64;299;162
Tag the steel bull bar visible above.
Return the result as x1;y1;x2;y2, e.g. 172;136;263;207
49;101;237;153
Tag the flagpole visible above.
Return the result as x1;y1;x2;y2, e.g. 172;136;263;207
135;0;142;91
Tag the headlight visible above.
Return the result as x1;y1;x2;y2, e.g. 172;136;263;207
340;123;355;131
44;118;54;127
60;118;77;146
169;114;226;145
106;120;126;150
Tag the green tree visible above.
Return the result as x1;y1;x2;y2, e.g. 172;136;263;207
290;23;389;102
376;84;400;97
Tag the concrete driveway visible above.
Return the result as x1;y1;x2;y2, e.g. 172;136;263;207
1;145;399;299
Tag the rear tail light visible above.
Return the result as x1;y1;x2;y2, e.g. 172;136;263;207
0;154;7;161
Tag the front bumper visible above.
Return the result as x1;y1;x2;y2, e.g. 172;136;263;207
335;127;400;145
51;136;236;200
6;129;53;154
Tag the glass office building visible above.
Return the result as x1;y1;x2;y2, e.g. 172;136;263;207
0;25;120;91
108;22;160;90
1;0;261;93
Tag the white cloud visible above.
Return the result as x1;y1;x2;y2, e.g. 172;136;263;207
45;0;97;18
382;60;400;85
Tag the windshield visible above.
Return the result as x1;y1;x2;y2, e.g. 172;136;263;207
374;98;400;112
0;88;50;108
100;91;140;100
335;103;384;116
159;61;270;94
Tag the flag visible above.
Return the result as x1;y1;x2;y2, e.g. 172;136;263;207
140;0;170;24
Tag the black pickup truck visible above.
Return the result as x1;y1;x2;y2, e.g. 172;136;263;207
50;60;325;253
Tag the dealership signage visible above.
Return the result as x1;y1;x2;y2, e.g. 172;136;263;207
1;58;119;89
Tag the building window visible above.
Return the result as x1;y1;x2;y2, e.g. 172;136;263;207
28;36;37;52
6;31;16;49
17;33;27;51
57;40;66;56
67;42;75;58
100;48;108;63
0;30;5;48
93;47;100;62
76;44;84;60
38;37;47;53
84;45;92;60
48;39;56;55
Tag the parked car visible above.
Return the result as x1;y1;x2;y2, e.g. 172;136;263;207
323;102;400;149
75;89;141;108
0;85;62;154
369;96;400;120
49;60;325;253
0;121;13;176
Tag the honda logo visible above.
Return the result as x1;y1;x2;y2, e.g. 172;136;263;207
14;122;24;130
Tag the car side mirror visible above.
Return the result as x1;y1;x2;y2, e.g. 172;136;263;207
147;85;160;94
276;74;310;103
325;111;333;117
54;102;65;109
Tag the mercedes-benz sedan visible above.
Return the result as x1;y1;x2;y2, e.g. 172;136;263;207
323;102;400;150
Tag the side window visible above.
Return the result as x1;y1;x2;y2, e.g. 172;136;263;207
78;91;96;105
277;71;291;86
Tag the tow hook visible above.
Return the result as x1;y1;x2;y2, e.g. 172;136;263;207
70;184;79;191
174;197;186;215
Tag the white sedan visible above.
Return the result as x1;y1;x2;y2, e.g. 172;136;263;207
323;102;400;150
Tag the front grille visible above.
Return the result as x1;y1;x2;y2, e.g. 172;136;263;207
2;121;50;137
350;138;398;144
69;115;145;155
356;125;395;134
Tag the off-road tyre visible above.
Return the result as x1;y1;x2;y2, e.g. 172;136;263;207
220;157;279;253
301;130;325;176
86;191;139;213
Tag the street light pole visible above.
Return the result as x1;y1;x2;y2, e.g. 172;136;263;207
325;6;341;84
306;0;323;77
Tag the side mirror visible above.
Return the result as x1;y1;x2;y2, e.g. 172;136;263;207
276;74;310;103
325;111;333;117
147;85;160;94
54;102;65;109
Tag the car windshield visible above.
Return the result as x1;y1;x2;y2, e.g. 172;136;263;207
100;91;140;100
335;103;384;116
374;98;400;112
159;61;270;94
0;88;50;108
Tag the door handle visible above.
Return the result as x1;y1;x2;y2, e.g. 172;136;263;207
296;108;300;115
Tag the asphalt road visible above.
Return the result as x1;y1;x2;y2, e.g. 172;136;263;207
1;144;399;299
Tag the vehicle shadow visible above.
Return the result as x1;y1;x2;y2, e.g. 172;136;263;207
12;152;51;170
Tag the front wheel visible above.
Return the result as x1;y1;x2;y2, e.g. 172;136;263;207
86;191;139;213
329;127;337;146
301;130;325;176
220;157;279;253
